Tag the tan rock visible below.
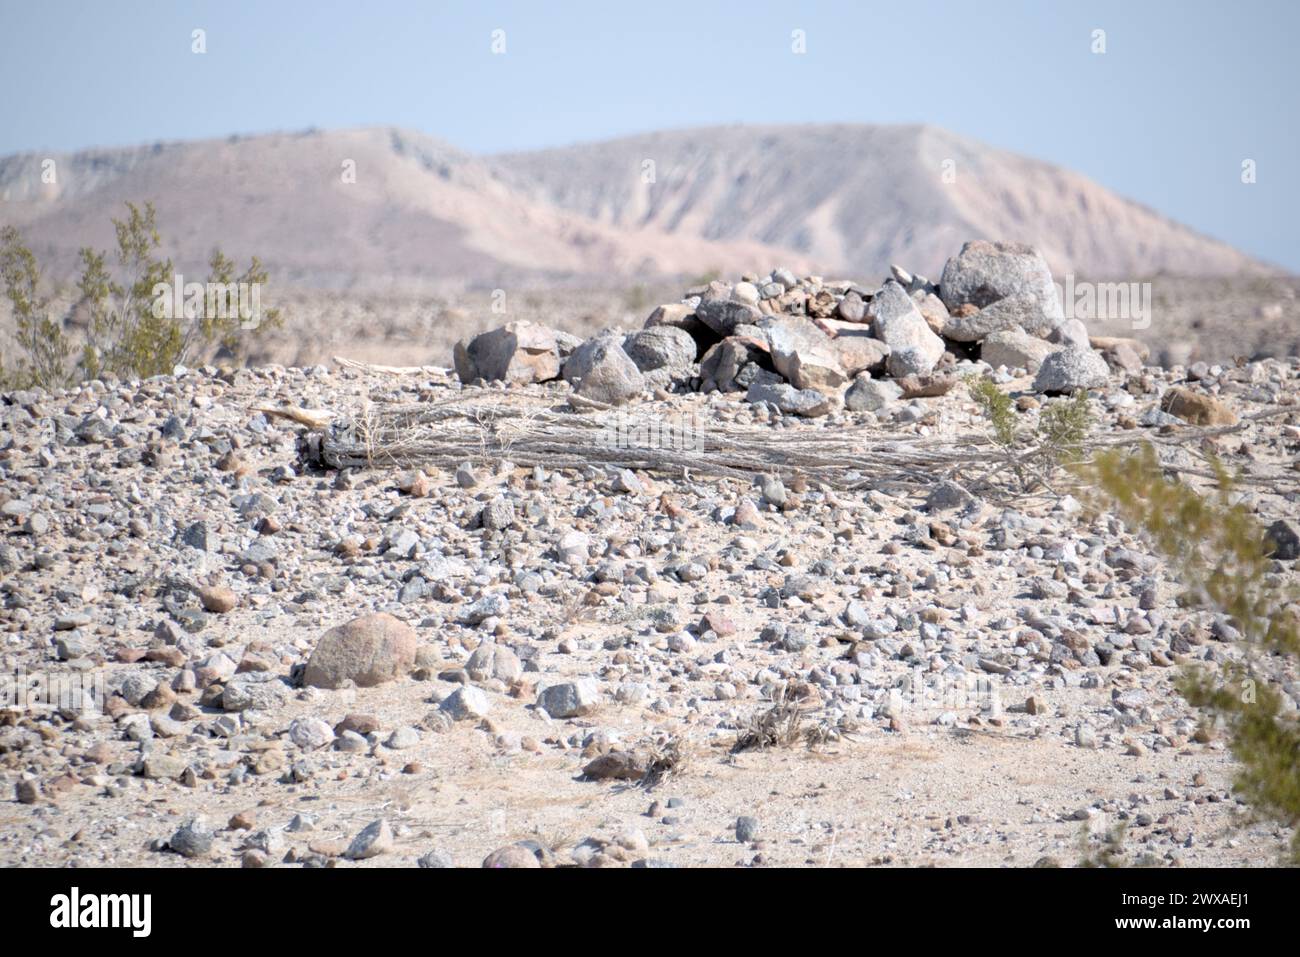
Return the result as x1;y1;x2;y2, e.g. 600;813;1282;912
1160;387;1237;426
303;612;418;689
198;585;237;613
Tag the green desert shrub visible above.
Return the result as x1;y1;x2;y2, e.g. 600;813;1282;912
0;225;73;390
1;201;279;389
965;375;1092;490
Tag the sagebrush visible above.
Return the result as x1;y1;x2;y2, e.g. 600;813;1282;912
1;201;280;389
965;374;1092;490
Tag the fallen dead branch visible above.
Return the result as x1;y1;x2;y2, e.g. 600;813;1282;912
332;355;452;377
294;386;1298;493
301;389;1014;490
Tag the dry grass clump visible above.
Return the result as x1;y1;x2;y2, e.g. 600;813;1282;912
640;735;686;789
732;686;807;753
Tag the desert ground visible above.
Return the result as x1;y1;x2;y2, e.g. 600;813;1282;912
2;243;1299;867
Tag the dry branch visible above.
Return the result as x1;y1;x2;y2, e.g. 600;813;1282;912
296;387;1297;493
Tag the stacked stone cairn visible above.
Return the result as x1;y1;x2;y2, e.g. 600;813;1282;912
453;240;1149;416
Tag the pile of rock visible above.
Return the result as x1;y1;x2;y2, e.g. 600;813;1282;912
453;240;1147;416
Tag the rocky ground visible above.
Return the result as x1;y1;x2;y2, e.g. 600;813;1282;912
3;244;1299;869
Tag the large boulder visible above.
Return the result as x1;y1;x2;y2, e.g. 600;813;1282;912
870;281;946;378
303;613;418;690
762;316;848;392
562;333;646;404
1032;346;1109;395
453;321;561;385
939;240;1064;322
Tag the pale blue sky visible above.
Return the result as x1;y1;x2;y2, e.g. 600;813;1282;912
1;0;1296;269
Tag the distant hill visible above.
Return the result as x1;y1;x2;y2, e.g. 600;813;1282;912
0;124;1270;295
494;123;1270;280
0;128;810;294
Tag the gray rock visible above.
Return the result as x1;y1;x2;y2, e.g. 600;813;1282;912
303;613;419;690
926;480;975;512
288;717;335;751
699;336;770;392
385;725;421;749
345;819;393;860
745;381;835;417
943;292;1060;342
763;316;848;392
643;302;708;341
913;291;950;331
556;530;590;565
760;475;787;507
478;497;515;531
871;281;945;377
180;521;211;551
441;685;492;720
465;641;522;682
844;374;902;412
1048;317;1091;350
458;593;508;625
562;333;646;405
695;293;764;337
454;462;480;488
1032;346;1109;394
836;291;867;322
887;345;937;378
142;753;189;780
222;673;290;712
384;527;420;559
538;679;600;718
834;332;891;377
622;326;697;377
939;240;1064;322
336;729;368;752
736;816;760;843
170;816;215;858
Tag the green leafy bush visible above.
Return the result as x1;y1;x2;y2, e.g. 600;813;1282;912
0;225;73;390
2;201;280;389
965;375;1092;490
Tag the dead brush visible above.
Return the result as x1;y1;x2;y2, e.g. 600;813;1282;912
639;735;686;789
732;685;806;753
